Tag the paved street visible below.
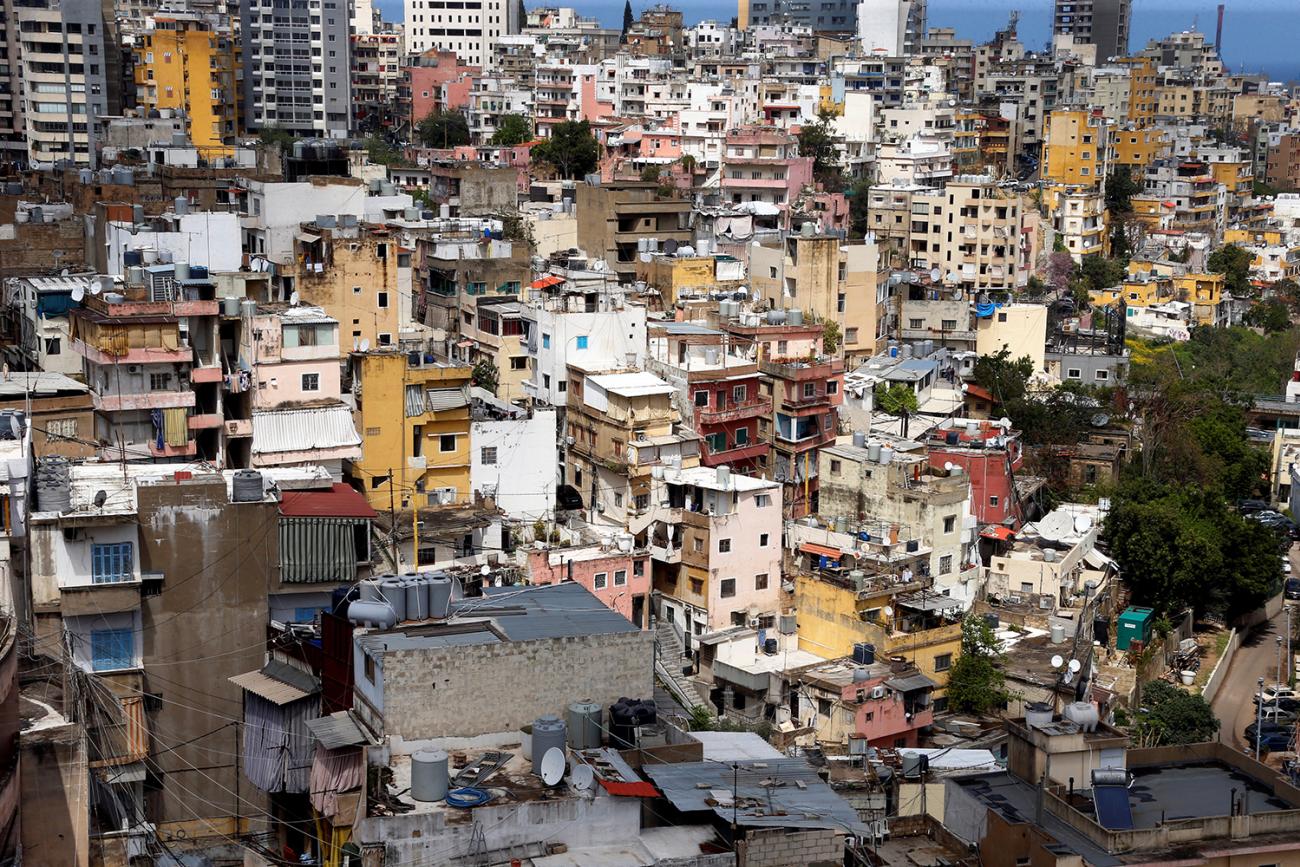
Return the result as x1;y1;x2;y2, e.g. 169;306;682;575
1211;545;1299;751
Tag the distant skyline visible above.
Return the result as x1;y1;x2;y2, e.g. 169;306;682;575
373;0;1300;81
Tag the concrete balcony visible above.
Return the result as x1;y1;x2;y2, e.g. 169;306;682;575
94;391;196;413
900;328;977;343
697;397;770;425
649;543;681;564
191;365;224;384
224;418;252;438
74;341;192;366
187;413;223;430
720;176;790;190
149;440;197;458
760;357;844;381
700;441;768;466
59;581;141;617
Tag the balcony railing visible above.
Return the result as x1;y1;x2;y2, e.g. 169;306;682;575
697;397;770;425
760;357;844;380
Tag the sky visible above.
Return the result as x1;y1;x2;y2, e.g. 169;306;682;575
373;0;1300;82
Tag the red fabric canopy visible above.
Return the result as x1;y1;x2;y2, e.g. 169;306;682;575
530;274;566;289
980;526;1015;541
800;542;842;559
280;483;378;519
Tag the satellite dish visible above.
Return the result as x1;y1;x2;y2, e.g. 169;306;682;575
1074;514;1093;534
289;290;300;306
540;748;565;787
881;606;894;618
71;283;85;303
929;267;941;282
570;764;595;791
1090;412;1111;427
946;271;957;283
90;278;103;295
360;338;370;352
353;337;360;351
943;461;954;472
61;268;69;276
93;489;108;508
664;239;679;254
1051;654;1064;669
480;564;491;576
8;415;21;440
998;417;1012;429
1068;659;1082;673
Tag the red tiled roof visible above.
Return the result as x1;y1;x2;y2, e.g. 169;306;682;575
280;483;378;519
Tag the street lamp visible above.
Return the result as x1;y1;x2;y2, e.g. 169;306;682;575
1279;635;1286;687
1257;676;1266;762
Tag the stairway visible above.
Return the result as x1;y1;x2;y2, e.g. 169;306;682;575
653;619;714;715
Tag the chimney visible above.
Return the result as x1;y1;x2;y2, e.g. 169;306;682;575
1215;4;1225;59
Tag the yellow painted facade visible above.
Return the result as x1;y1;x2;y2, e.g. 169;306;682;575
1041;109;1110;187
133;13;240;155
1227;228;1284;247
294;229;404;357
634;255;739;307
351;352;473;509
793;574;964;696
1115;57;1157;123
1112;126;1168;173
1174;272;1227;326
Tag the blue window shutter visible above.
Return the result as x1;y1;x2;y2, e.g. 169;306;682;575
576;336;588;350
91;628;133;671
92;543;133;583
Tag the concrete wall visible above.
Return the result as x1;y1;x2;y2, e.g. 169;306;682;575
20;714;89;867
735;827;843;866
372;630;654;741
471;411;557;520
0;218;90;278
105;212;242;276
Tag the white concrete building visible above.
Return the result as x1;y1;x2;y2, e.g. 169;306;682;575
105;212;243;277
522;301;648;408
237;179;369;265
404;0;520;67
471;409;557;521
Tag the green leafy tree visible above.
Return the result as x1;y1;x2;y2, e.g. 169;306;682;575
847;179;872;238
1207;243;1254;298
972;348;1034;405
471;358;499;396
417;109;471;148
797;109;841;186
1133;680;1220;746
947;615;1012;715
258;125;296;151
1274;278;1300;314
365;135;403;166
640;164;663;183
491;114;533;147
531;120;601;180
1245;298;1292;333
1105;166;1141;213
821;320;841;354
1078;256;1127;293
874;382;919;437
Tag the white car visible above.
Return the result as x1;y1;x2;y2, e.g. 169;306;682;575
1257;684;1298;705
1284;558;1293;575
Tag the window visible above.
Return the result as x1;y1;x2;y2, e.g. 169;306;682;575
759;533;769;547
47;418;77;438
735;427;750;446
363;654;375;683
44;337;60;355
593;572;608;590
542;333;551;349
827;381;839;394
613;492;624;507
943;515;956;533
510;356;527;370
301;373;320;391
802;382;816;398
481;446;497;465
693;537;704;553
695;390;710;407
719;538;731;553
378;333;392;346
614;569;627;586
90;628;134;672
732;385;747;403
754;493;769;508
1066;368;1082;379
940;554;953;574
377;291;389;308
353;285;362;294
1095;370;1109;381
149;373;172;390
720;578;736;598
990;495;999;506
755;573;768;590
817;697;832;716
830;459;842;476
575;335;588;349
440;434;457;452
92;542;133;583
997;312;1008;322
689;577;704;594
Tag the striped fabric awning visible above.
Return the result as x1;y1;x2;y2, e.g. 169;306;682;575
90;695;149;768
279;517;363;583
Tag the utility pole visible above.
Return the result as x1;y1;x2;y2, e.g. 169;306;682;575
388;468;398;567
1257;676;1265;762
1288;604;1294;687
1278;635;1285;688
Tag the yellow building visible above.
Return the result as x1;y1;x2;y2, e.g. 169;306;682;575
1114;56;1157;123
634;253;744;308
133;11;240;154
1112;126;1168;173
1043;184;1108;262
1041;109;1112;187
294;224;406;357
1173;272;1228;327
350;352;473;509
794;574;963;699
1227;228;1284;247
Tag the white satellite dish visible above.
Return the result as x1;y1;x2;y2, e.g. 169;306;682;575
289;290;300;306
353;337;360;351
943;461;954;472
8;415;21;440
540;748;565;787
1051;654;1064;669
570;764;595;791
929;267;941;282
360;338;370;352
1074;514;1093;534
71;283;85;302
881;606;894;619
480;564;491;576
90;278;103;295
1068;659;1082;673
946;271;957;283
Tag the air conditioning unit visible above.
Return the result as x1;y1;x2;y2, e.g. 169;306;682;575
749;616;761;627
1007;594;1022;604
127;365;141;374
870;686;887;699
1038;596;1053;610
856;689;867;703
565;436;575;446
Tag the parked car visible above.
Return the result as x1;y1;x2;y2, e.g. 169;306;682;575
1285;558;1294;576
1240;498;1272;514
1259;707;1298;724
1247;729;1294;753
1256;684;1298;705
1261;696;1300;713
1287;578;1300;600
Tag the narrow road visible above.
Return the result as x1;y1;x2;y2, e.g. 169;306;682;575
1211;545;1298;750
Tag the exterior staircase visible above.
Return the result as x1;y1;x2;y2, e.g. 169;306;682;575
653;619;714;716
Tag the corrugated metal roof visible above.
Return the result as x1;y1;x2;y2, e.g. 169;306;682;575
306;710;370;749
0;371;89;398
885;672;938;693
229;663;319;706
643;759;869;833
252;405;361;455
280;483;377;518
27;276;95;293
587;372;675;397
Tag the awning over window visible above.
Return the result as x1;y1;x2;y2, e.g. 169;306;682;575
530;274;565;289
279;517;364;583
800;542;842;559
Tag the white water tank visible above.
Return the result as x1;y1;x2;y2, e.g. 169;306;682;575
1050;623;1066;644
411;749;449;801
1063;701;1099;733
1025;701;1053;729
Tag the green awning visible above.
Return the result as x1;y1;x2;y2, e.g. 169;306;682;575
279;517;365;583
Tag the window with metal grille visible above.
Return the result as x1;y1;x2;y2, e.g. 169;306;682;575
92;542;133;583
90;628;134;671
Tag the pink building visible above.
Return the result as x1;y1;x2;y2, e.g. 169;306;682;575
798;190;850;234
400;50;478;130
242;307;342;409
796;658;936;749
721;126;814;228
527;544;651;628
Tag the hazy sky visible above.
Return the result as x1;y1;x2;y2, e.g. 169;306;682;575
375;0;1300;80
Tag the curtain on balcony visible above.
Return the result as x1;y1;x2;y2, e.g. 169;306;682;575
279;517;364;583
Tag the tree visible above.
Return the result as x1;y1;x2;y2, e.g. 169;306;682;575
471;358;499;396
417;110;470;148
365;135;403;167
1273;278;1300;314
258;125;296;151
797;109;841;187
1105;166;1141;214
620;0;634;42
1245;298;1292;334
531;120;600;180
874;382;919;438
821;320;841;354
1133;681;1220;747
847;179;872;239
972;348;1034;405
947;615;1012;715
640;164;663;183
1078;255;1127;293
1207;243;1253;298
1047;251;1075;294
491;114;533;147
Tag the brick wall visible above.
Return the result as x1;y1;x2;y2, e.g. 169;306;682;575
0;219;90;278
737;828;844;867
380;630;655;739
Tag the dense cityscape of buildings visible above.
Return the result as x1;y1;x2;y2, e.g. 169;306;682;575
0;0;1297;864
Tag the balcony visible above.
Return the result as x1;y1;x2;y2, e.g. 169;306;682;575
187;413;223;430
94;391;196;413
191;365;223;384
697;397;770;425
149;440;196;458
649;543;681;564
760;357;844;381
224;418;252;438
700;441;768;467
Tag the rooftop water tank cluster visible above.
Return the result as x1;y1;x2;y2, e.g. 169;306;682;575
348;572;454;628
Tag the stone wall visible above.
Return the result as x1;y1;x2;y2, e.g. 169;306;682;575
379;630;654;740
736;827;844;867
0;219;90;277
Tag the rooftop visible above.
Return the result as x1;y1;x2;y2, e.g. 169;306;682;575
0;372;89;399
662;465;779;493
585;371;676;398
